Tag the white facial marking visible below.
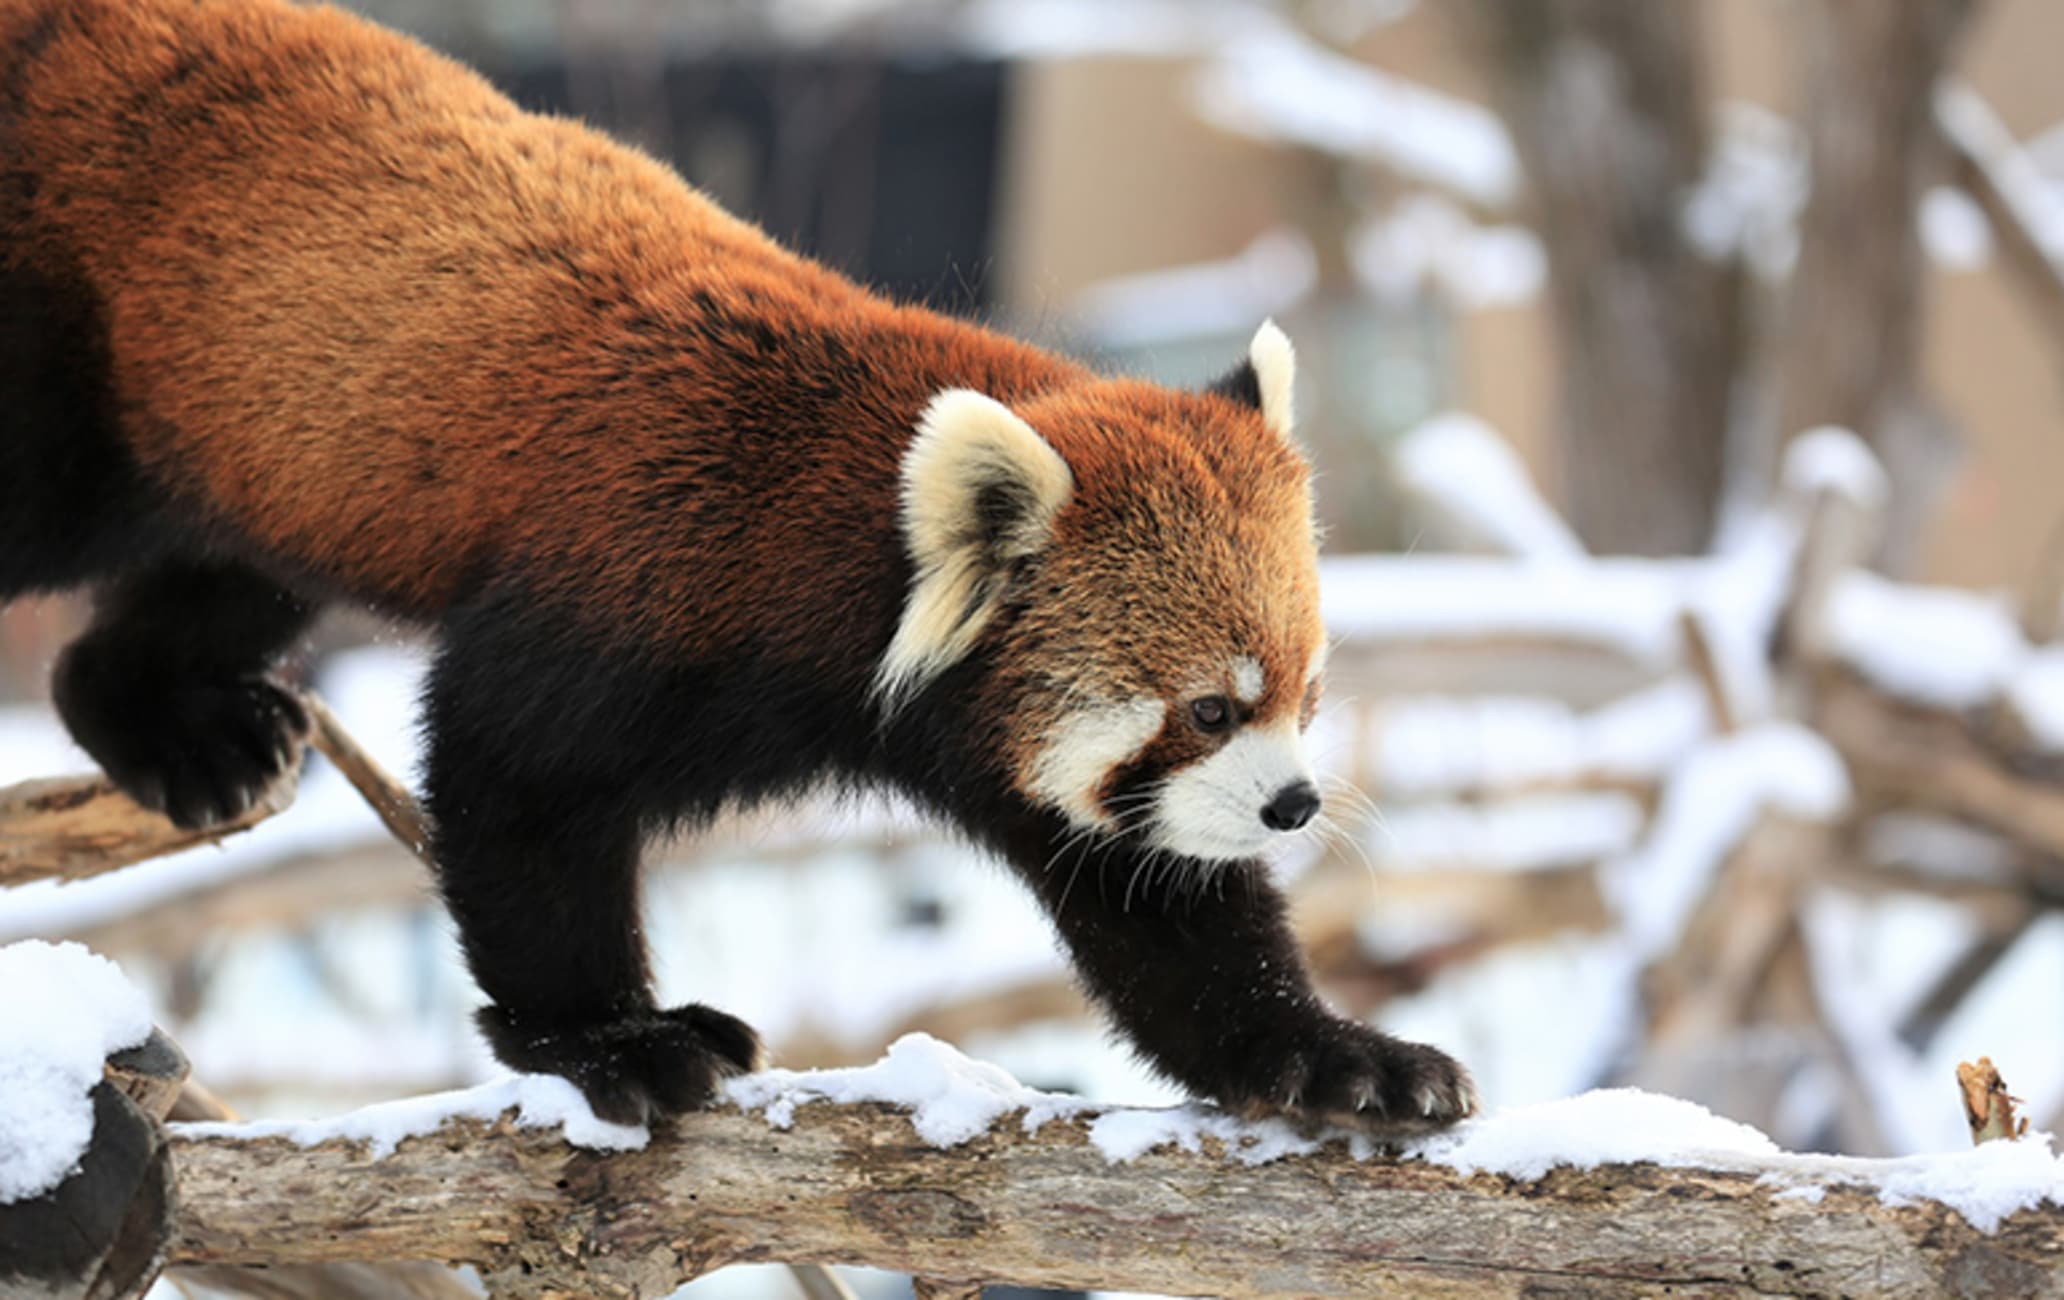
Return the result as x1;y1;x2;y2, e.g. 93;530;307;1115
1230;656;1265;705
1150;718;1315;861
1029;695;1166;828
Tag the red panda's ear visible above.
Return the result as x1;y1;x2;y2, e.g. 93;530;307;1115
875;389;1074;711
1207;320;1297;440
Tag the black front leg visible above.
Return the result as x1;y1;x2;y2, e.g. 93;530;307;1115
55;561;314;830
1012;824;1477;1130
422;621;762;1125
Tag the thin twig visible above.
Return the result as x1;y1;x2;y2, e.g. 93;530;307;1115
299;693;433;863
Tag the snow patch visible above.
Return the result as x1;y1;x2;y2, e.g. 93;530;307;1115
1408;1088;1779;1180
1784;426;1890;512
1392;412;1582;561
1604;725;1849;959
173;1073;647;1156
1373;794;1644;873
1826;572;2025;711
1406;1090;2064;1233
960;0;1275;59
725;1033;1089;1147
1681;102;1805;276
1193;28;1518;206
0;941;155;1203
2009;649;2064;751
1090;1105;1319;1165
1922;186;1994;269
1353;198;1545;309
1071;228;1315;349
1320;555;1687;660
1937;83;2064;270
1373;680;1708;799
1853;1137;2064;1233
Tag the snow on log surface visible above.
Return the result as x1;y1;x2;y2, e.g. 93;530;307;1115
0;941;154;1204
162;1035;2064;1299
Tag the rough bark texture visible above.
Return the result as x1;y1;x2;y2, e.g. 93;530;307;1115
0;768;296;887
1454;0;1737;556
1778;0;1979;571
158;1065;482;1300
166;1101;2064;1299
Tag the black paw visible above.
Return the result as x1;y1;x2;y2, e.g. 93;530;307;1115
1240;1019;1478;1136
477;1002;765;1126
55;656;307;831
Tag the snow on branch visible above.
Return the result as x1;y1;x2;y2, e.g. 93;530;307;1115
1191;24;1519;211
158;1037;2064;1299
1936;80;2064;357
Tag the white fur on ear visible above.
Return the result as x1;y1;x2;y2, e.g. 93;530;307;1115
874;389;1073;712
1250;319;1296;440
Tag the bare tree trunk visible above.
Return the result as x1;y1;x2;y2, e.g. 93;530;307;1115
1453;1;1738;556
1778;0;1980;571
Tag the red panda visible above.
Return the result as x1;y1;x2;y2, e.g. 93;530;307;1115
1;0;1475;1129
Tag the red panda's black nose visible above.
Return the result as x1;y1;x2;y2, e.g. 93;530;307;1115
1261;781;1321;832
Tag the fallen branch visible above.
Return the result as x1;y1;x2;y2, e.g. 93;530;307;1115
1936;81;2064;369
1817;669;2064;867
1961;1057;2032;1145
0;767;298;887
301;693;431;859
0;688;417;895
165;1096;2064;1299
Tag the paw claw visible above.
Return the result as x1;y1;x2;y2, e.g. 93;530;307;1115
62;672;305;830
1233;1020;1475;1136
478;1002;763;1122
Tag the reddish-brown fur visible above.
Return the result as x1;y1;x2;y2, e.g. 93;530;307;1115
0;0;1472;1131
3;0;1310;663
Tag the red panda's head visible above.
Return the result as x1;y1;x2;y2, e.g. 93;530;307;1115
877;322;1328;862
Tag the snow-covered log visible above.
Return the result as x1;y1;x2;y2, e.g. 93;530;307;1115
162;1074;2064;1300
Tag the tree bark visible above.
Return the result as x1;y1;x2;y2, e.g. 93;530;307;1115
165;1099;2064;1299
1452;1;1738;556
0;768;297;887
1777;0;1980;572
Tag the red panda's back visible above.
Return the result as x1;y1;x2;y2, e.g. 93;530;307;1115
2;0;877;615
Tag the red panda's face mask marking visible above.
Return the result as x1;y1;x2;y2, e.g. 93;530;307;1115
878;323;1328;864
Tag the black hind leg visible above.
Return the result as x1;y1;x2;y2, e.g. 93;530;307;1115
0;257;167;600
424;606;763;1124
54;562;315;829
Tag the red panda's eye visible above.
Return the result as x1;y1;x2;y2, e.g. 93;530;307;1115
1189;695;1233;733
